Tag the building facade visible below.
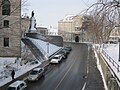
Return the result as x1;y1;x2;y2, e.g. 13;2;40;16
58;15;92;42
21;15;30;36
0;0;21;57
37;27;48;35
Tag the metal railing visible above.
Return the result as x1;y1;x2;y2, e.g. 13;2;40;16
102;49;120;72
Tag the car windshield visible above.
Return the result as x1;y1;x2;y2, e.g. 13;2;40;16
7;87;16;90
30;70;38;75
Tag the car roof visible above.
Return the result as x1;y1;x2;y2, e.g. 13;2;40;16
9;80;25;87
33;67;42;71
54;54;61;57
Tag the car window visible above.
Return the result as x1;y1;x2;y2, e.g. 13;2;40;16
30;70;38;75
53;57;59;59
7;87;16;90
39;69;42;73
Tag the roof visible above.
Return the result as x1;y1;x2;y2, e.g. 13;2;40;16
9;80;25;87
37;27;48;29
33;67;42;71
54;54;62;57
60;15;76;22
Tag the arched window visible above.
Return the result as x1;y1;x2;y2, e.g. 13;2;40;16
2;0;11;15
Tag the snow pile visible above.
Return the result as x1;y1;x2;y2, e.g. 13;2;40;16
95;44;120;82
0;58;41;87
29;37;62;57
103;44;119;62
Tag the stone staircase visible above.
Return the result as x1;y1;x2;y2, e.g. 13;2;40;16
21;38;47;61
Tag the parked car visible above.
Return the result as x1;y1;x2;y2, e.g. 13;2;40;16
7;80;27;90
62;48;70;55
50;54;62;64
58;50;67;59
27;67;44;81
65;46;72;51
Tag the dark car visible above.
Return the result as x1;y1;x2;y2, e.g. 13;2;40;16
65;46;72;51
58;50;68;59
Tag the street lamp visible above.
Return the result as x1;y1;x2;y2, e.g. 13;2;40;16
47;42;49;54
118;0;120;61
119;38;120;61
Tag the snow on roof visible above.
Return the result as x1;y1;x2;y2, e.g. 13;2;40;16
61;15;76;22
49;27;58;32
9;80;25;87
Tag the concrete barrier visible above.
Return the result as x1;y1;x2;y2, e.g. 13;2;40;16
96;50;120;90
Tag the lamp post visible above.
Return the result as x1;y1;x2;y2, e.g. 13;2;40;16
47;42;49;54
118;0;120;61
119;38;120;61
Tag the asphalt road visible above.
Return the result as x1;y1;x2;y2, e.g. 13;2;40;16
27;43;88;90
1;42;105;90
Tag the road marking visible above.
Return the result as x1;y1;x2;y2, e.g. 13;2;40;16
55;60;76;90
82;82;87;90
82;45;89;90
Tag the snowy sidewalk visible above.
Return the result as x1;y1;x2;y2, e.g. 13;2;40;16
0;58;41;87
94;44;120;83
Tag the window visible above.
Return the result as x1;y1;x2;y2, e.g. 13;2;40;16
4;37;9;47
2;0;11;15
4;20;9;28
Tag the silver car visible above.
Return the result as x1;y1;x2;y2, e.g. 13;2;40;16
7;80;27;90
27;67;44;81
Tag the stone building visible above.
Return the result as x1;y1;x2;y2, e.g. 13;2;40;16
58;15;91;42
0;0;21;57
37;27;48;35
21;15;30;36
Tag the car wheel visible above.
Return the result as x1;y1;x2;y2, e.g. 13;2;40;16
36;78;38;81
24;87;27;90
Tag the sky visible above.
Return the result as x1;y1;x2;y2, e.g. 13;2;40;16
22;0;97;28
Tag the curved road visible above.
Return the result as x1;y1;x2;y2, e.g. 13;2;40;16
27;43;88;90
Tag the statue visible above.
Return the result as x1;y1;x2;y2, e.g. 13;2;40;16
28;11;37;33
31;11;34;17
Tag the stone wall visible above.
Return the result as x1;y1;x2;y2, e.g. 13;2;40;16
26;33;63;47
96;51;120;90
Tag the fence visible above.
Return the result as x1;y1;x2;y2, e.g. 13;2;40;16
101;49;120;72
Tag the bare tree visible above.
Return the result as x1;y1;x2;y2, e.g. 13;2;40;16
87;0;120;43
21;0;30;16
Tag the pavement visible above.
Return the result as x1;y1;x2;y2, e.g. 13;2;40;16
84;45;105;90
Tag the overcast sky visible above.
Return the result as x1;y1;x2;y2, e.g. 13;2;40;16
22;0;97;28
